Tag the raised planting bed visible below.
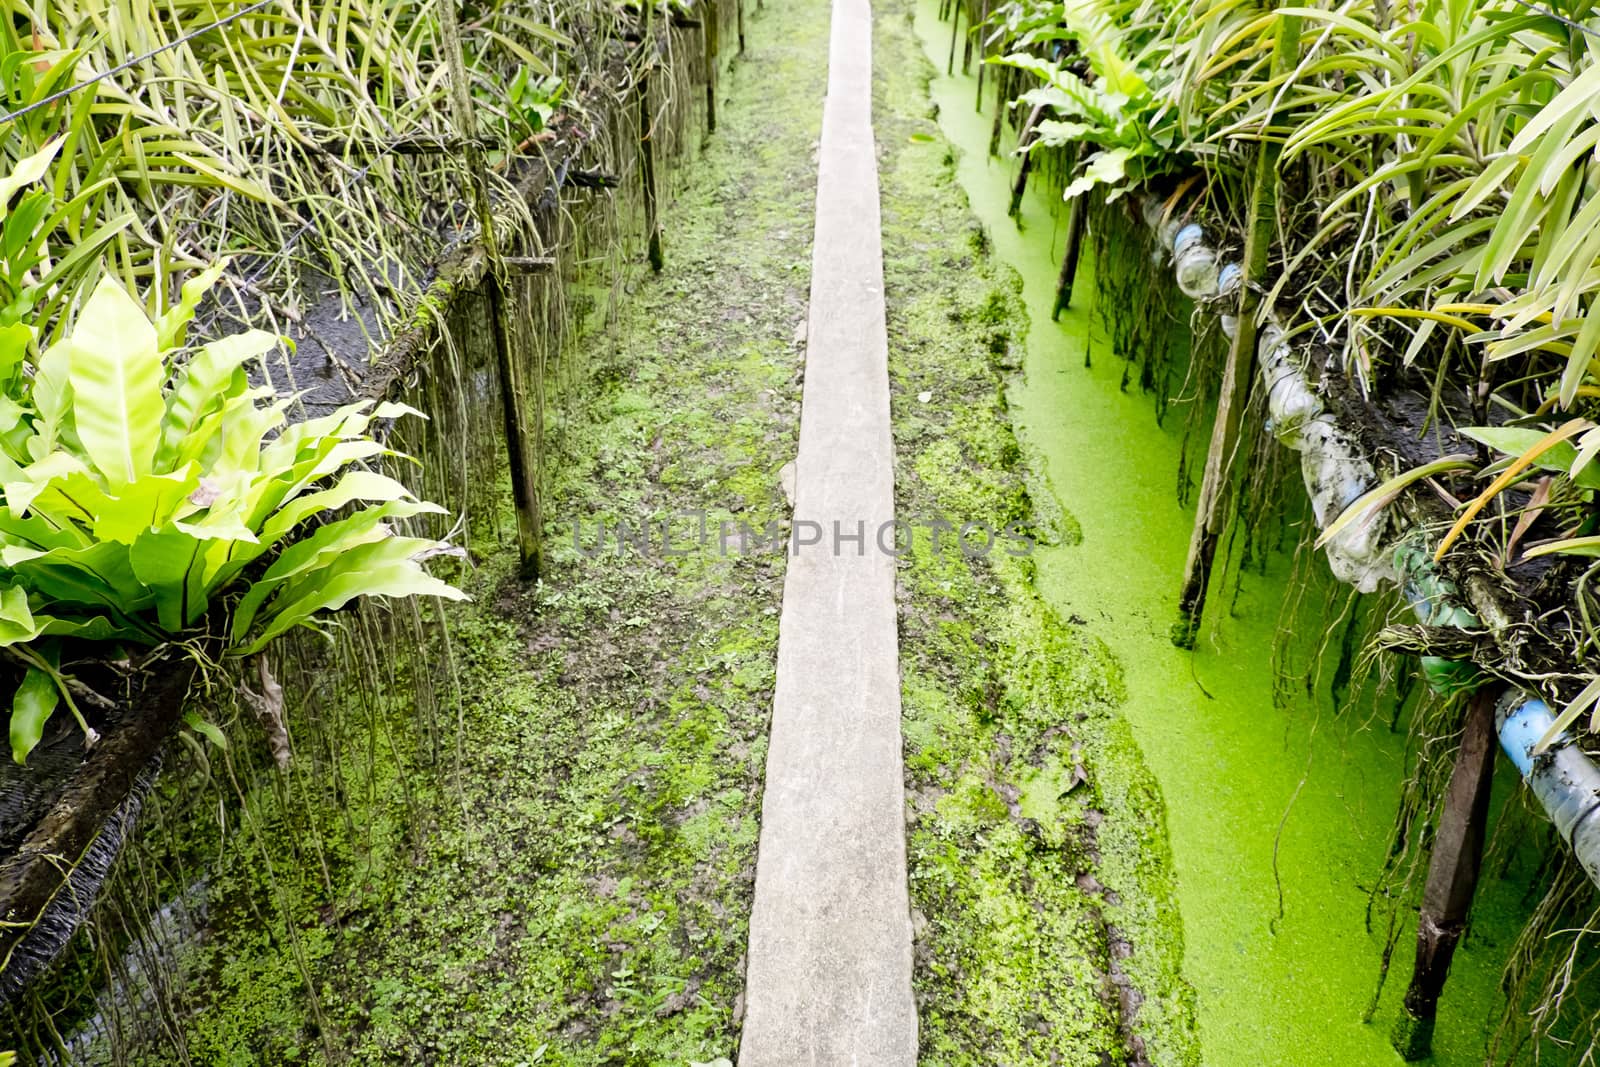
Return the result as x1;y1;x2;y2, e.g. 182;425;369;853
0;0;746;1054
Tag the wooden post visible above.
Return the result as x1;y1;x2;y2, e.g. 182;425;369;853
1392;689;1498;1060
639;63;664;272
947;1;961;74
438;0;542;579
527;288;547;579
486;281;542;580
973;0;990;111
705;0;720;134
737;0;746;53
1171;11;1300;648
1049;142;1086;319
1009;103;1045;216
1052;193;1087;319
987;66;1013;158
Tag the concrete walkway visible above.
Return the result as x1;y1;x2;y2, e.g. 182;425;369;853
737;0;918;1063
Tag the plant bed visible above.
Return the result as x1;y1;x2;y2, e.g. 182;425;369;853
0;0;745;1044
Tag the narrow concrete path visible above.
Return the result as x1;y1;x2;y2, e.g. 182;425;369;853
737;0;918;1062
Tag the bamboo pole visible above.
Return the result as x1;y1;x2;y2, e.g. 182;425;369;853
1171;11;1301;648
438;0;543;580
1392;689;1498;1060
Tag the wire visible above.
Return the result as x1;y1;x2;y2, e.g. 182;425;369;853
0;0;276;126
1504;0;1600;41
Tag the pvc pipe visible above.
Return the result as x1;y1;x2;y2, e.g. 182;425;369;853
1497;692;1600;889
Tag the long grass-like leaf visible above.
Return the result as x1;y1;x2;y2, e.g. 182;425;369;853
1435;418;1592;560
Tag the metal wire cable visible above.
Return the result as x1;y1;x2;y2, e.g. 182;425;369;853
0;0;275;125
1504;0;1600;40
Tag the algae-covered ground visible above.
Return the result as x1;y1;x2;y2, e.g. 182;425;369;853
26;2;827;1062
30;5;1205;1061
875;10;1198;1065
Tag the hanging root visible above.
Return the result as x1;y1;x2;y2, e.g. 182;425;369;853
1493;848;1600;1065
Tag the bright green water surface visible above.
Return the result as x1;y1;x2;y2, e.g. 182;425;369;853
910;5;1528;1064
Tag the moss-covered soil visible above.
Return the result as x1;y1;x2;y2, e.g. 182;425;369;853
23;4;1199;1065
9;2;1545;1065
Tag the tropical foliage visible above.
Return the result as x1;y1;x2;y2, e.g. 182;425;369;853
992;0;1181;200
983;0;1600;729
970;0;1600;1051
0;0;682;766
0;268;465;765
988;0;1600;404
0;0;581;333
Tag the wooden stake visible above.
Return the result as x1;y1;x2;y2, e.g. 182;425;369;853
1392;689;1498;1060
1052;193;1086;320
486;280;543;579
947;1;961;74
987;67;1014;158
639;65;664;272
705;0;720;133
438;0;542;579
1171;12;1301;648
527;286;548;581
1009;103;1044;216
737;0;746;53
974;0;990;111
